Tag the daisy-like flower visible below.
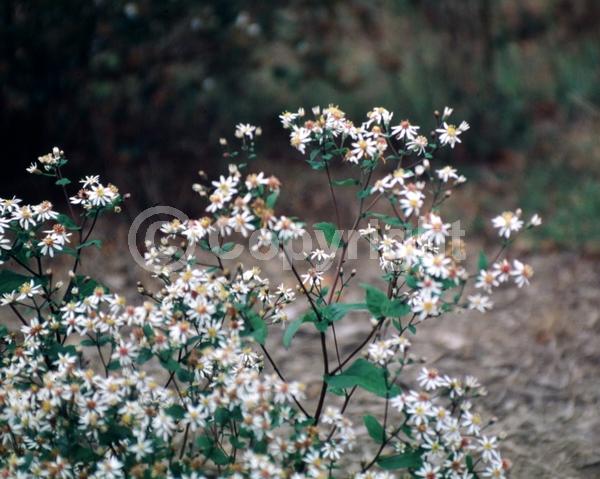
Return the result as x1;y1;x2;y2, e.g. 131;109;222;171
422;213;450;245
211;175;238;200
95;456;123;479
301;268;323;288
87;184;115;207
366;107;393;127
415;462;441;479
491;211;523;239
418;367;444;391
279;111;298;129
152;409;176;441
436;166;459;183
230;210;256;237
235;123;256;139
400;190;424;217
321;442;344;461
478;436;499;463
436;121;470;148
468;294;493;312
412;292;440;321
13;205;36;230
391;120;419;141
38;234;64;257
475;269;499;292
492;259;512;283
290;126;311;154
245;172;269;190
407;135;428;155
34;200;59;221
17;280;42;300
273;216;304;241
510;259;533;287
0;196;21;215
351;134;378;160
309;249;334;262
80;175;100;188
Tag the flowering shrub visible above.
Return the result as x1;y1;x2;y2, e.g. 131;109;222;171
0;106;540;478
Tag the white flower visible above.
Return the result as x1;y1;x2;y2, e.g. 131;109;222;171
88;184;116;207
407;135;428;155
230;210;256;237
491;211;523;239
279;111;298;129
351;134;378;160
38;234;63;257
418;367;445;391
391;120;419;141
468;294;493;312
436;166;458;183
422;213;450;245
528;213;542;227
412;292;440;321
510;259;533;287
235;123;256;139
436;121;470;148
290;126;311;154
301;268;323;288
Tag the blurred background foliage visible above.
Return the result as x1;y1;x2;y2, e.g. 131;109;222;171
1;0;599;251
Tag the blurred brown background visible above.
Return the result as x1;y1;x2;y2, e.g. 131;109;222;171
1;0;600;251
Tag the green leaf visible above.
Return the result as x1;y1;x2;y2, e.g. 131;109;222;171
325;358;399;398
57;213;81;231
323;303;368;323
361;284;388;318
247;312;268;345
77;239;102;250
382;299;410;318
377;451;422;470
365;212;407;227
364;415;385;444
165;404;186;420
55;178;71;186
0;270;31;295
266;191;279;209
283;317;307;348
478;250;489;271
313;222;342;248
72;275;106;297
332;178;359;187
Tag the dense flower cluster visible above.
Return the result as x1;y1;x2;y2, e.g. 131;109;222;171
0;106;540;477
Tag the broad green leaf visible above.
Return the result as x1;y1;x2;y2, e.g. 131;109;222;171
382;299;410;318
266;191;279;209
0;270;31;295
314;222;342;248
364;415;385;444
55;178;71;186
377;451;422;470
57;213;81;231
323;303;368;324
247;312;268;345
283;317;307;348
361;284;388;318
325;358;399;398
165;404;186;420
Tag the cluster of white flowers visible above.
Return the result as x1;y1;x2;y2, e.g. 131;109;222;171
0;106;541;477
